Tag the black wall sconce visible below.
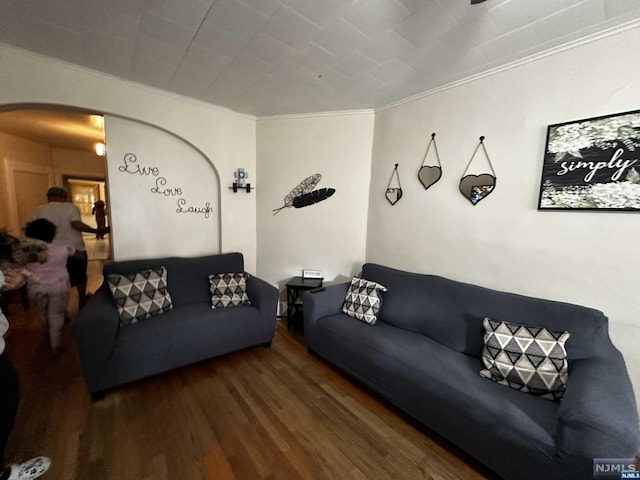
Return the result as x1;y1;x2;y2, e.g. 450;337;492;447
230;168;253;193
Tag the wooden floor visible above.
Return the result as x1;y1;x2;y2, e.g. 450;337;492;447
3;261;492;480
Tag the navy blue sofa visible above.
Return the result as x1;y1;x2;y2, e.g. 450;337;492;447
75;253;278;399
303;263;640;480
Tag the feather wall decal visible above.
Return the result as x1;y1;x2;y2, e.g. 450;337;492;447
273;173;322;215
292;188;336;208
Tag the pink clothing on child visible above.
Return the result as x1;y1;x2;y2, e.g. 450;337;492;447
26;242;73;293
26;241;73;349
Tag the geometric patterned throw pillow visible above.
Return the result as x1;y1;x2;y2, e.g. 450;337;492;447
208;272;251;308
479;318;570;401
342;276;387;325
107;266;174;327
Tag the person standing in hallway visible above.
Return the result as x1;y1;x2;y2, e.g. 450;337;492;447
31;187;106;309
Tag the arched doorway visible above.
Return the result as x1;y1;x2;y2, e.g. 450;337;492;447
0;105;222;263
0;107;110;260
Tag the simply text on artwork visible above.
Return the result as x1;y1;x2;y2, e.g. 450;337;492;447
557;148;638;182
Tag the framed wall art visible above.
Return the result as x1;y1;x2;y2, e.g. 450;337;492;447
538;109;640;211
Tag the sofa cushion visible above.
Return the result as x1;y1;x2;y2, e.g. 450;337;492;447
342;276;387;325
360;263;608;360
480;318;570;401
102;253;245;307
108;266;174;326
209;272;250;308
308;314;560;458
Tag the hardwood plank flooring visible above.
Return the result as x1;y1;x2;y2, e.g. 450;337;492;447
2;263;493;480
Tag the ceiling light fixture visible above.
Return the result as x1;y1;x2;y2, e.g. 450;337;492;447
470;0;486;4
95;142;105;156
91;115;104;128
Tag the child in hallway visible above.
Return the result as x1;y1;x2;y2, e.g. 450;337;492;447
91;201;106;239
23;219;74;353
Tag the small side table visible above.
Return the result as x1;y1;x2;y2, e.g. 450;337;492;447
285;276;323;330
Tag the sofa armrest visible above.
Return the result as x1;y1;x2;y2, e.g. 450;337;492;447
303;283;349;330
556;352;640;458
246;275;278;328
73;289;120;374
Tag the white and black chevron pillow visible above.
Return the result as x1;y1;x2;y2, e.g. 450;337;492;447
108;266;174;327
209;272;251;308
480;318;570;401
342;276;387;325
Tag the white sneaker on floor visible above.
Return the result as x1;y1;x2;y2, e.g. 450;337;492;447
7;457;51;480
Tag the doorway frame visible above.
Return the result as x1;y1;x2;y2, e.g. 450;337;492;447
2;158;54;235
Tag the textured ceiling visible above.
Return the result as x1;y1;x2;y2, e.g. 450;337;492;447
0;0;640;117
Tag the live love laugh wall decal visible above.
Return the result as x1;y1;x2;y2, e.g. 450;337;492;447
119;153;213;218
538;109;640;211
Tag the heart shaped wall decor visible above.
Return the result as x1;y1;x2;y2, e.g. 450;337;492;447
418;166;442;190
459;174;496;205
385;188;403;205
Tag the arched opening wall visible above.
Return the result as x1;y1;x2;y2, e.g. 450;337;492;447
104;116;220;260
0;44;257;271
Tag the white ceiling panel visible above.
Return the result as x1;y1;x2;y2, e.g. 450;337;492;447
180;43;232;74
192;22;248;58
261;5;321;48
315;66;351;90
204;68;258;105
331;50;379;78
79;4;141;40
21;17;83;64
169;63;217;98
240;0;286;17
0;0;639;116
134;34;186;67
226;53;272;76
396;3;457;47
103;0;146;18
141;12;197;51
311;18;370;57
477;25;540;63
285;0;352;27
368;59;415;84
487;0;537;35
81;33;135;78
145;0;213;30
205;0;269;40
340;1;408;36
532;1;606;43
605;0;640;18
291;44;338;72
243;33;295;63
129;57;176;89
357;29;415;64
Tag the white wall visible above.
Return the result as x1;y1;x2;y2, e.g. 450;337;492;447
367;27;640;410
257;113;374;311
104;116;219;260
0;44;257;271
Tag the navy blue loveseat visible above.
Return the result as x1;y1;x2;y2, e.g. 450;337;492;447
75;253;278;399
303;263;640;480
